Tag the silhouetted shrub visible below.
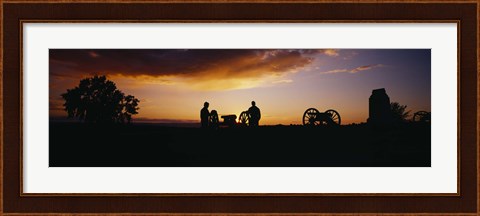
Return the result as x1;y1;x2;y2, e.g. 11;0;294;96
390;102;411;122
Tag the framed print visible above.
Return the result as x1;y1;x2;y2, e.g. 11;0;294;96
1;0;478;215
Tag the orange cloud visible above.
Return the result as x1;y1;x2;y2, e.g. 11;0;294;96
323;49;339;57
321;64;384;74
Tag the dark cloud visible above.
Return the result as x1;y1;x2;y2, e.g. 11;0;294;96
49;49;321;79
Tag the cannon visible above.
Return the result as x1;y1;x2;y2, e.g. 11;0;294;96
208;110;238;128
207;109;255;128
302;108;341;126
412;111;431;123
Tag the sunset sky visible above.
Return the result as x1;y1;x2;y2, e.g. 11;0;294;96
49;49;431;125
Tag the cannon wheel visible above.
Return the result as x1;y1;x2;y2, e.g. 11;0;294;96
209;110;219;129
325;109;341;125
239;111;250;126
303;108;321;126
413;111;430;122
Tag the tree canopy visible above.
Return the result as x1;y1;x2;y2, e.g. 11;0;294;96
61;75;139;123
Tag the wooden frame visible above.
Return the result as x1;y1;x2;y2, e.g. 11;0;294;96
1;0;478;215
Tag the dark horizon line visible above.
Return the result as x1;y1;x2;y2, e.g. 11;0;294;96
49;116;369;126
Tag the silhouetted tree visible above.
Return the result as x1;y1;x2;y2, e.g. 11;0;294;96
390;102;411;122
61;75;139;123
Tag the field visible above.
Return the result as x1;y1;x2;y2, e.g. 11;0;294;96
49;122;431;167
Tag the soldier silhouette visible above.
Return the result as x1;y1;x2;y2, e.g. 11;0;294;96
200;102;210;128
248;101;261;127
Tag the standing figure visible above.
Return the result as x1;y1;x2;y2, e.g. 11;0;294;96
200;102;210;128
248;101;261;127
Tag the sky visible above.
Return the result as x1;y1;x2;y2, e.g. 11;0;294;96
49;49;431;125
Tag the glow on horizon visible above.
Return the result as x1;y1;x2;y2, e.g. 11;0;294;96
49;49;431;125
